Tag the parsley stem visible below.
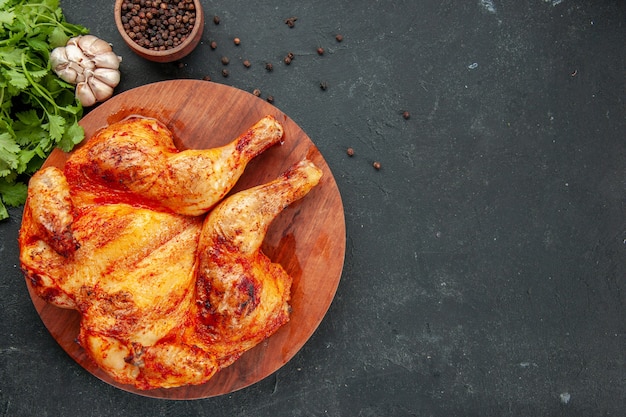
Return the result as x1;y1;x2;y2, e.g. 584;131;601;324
20;52;58;114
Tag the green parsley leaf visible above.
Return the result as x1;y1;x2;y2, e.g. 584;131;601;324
0;131;19;172
0;0;88;220
0;177;27;220
0;177;26;205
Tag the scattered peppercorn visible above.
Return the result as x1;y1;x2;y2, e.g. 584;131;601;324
119;0;197;51
320;81;329;90
284;16;297;28
317;47;325;55
346;147;354;157
210;41;217;50
233;37;241;45
265;62;273;72
221;56;230;65
373;161;381;170
221;69;229;77
202;75;211;81
213;15;220;25
243;59;251;68
252;88;261;97
402;111;410;120
287;52;294;60
336;34;344;42
266;95;274;103
284;56;292;65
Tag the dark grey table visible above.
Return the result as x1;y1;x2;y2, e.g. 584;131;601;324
1;1;625;415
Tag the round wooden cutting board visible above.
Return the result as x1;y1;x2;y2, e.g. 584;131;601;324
26;80;346;399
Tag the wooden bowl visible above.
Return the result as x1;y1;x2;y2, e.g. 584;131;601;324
114;0;205;63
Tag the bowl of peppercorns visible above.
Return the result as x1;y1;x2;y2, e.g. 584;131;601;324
115;0;204;63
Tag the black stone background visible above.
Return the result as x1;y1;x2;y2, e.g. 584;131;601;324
1;0;625;416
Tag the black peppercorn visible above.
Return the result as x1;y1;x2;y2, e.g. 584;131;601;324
120;0;196;51
265;62;273;72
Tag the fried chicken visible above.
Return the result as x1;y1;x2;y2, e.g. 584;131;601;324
18;115;322;389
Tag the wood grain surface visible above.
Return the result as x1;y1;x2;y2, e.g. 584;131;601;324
26;80;346;399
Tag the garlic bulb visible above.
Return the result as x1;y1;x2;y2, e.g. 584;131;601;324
50;35;122;107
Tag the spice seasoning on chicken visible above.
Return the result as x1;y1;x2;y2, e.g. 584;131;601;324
120;0;197;51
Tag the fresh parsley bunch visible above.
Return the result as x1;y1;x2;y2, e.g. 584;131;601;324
0;0;88;220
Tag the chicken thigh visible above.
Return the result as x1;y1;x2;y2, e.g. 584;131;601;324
194;159;323;367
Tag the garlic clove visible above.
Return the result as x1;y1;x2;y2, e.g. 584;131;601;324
91;51;122;70
65;44;95;70
88;76;114;102
67;61;84;74
50;47;69;72
56;67;79;84
76;35;114;57
92;68;121;88
75;81;97;107
67;63;87;84
66;36;80;47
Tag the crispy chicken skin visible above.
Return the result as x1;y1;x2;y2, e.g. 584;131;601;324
18;116;322;389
